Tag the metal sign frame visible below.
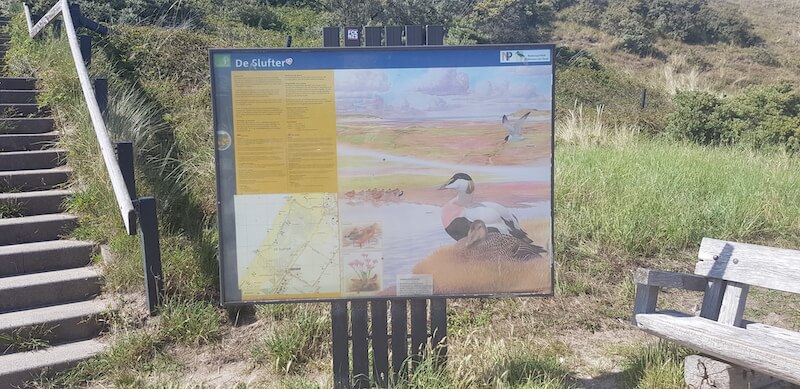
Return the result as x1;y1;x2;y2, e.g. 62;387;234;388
209;43;556;306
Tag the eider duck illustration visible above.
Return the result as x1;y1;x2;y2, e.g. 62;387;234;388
439;173;533;243
457;220;545;261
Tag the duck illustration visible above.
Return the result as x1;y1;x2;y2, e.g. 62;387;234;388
457;220;545;261
346;224;379;247
502;112;531;142
439;173;533;243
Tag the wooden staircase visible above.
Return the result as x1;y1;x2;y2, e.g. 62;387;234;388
0;16;109;388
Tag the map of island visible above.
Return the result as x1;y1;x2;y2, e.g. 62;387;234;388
235;193;341;300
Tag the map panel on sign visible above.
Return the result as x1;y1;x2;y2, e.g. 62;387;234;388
235;193;341;300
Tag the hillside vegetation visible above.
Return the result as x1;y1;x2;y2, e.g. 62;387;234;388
4;0;800;387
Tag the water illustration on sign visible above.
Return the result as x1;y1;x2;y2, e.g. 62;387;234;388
334;66;552;296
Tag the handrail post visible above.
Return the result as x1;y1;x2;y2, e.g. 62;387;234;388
94;78;108;117
115;142;137;205
79;34;91;66
138;196;163;315
52;19;61;38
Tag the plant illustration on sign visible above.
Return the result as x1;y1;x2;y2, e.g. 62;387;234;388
348;254;380;292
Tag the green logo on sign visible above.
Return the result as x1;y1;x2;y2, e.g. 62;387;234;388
214;54;231;68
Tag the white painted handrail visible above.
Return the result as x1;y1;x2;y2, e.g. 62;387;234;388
23;1;136;235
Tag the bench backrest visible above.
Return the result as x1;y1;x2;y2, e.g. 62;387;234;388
695;238;800;295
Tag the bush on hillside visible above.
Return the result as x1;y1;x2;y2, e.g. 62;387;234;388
560;0;759;55
667;84;800;153
557;47;670;131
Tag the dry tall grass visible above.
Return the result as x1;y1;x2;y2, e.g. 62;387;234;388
556;103;639;147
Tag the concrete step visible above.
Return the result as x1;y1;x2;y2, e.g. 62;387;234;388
0;189;71;217
0;267;101;312
0;239;93;277
0;103;49;117
0;339;105;389
0;132;58;151
0;117;54;134
0;166;71;191
0;299;109;354
0;90;38;104
0;213;78;246
0;149;65;171
0;78;36;90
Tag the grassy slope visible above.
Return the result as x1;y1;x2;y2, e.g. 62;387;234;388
4;1;800;387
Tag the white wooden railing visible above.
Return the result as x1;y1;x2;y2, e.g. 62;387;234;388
22;1;136;235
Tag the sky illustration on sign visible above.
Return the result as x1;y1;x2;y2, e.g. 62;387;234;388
334;66;552;120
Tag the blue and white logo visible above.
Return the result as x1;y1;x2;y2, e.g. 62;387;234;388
500;50;551;64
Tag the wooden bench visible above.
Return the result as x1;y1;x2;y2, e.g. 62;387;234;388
632;238;800;388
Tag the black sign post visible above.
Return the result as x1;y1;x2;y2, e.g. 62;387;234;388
324;25;448;389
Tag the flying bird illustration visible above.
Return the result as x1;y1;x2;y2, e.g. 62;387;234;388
502;112;531;142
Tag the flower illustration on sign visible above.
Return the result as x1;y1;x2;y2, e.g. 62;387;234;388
348;254;379;292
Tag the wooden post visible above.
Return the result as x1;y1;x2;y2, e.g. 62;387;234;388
93;78;108;116
323;27;340;47
426;25;444;45
351;301;369;388
79;34;91;67
344;26;362;47
390;299;408;383
365;26;383;47
371;301;389;387
430;298;447;365
409;299;427;369
640;88;647;109
138;196;163;315
405;25;424;46
331;301;350;389
385;26;403;46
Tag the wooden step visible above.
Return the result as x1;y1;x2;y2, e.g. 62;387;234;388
0;90;38;104
0;189;71;217
0;267;101;312
0;166;71;191
0;149;65;171
0;213;78;246
0;299;109;354
0;117;54;134
0;103;48;117
0;132;58;151
0;239;93;277
0;78;37;91
0;339;105;389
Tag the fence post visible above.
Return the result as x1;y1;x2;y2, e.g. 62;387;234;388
94;78;108;117
115;142;137;202
52;19;62;38
331;301;350;389
79;34;91;66
138;197;163;315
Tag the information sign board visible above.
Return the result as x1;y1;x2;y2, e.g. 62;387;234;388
210;45;555;304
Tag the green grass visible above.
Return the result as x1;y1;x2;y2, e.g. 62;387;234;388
252;307;330;373
0;326;52;354
556;140;800;260
158;298;224;346
619;341;692;389
0;201;23;218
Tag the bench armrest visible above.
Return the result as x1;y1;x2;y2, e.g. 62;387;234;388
634;268;707;291
632;268;708;325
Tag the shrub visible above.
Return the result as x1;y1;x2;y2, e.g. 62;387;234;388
667;84;800;153
666;91;725;144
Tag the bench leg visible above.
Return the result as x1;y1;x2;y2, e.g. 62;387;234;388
684;355;794;389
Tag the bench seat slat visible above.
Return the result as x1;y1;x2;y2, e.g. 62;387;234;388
635;311;800;384
697;238;800;294
743;321;800;351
